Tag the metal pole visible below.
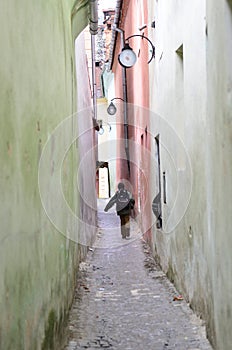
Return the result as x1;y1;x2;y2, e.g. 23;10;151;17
89;0;98;121
91;34;97;121
115;27;130;176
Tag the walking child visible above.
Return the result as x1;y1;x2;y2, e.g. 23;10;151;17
104;183;135;239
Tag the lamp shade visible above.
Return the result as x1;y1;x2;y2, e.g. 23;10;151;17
107;102;117;115
118;43;137;68
98;127;104;135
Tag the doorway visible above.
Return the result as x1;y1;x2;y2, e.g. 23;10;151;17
96;161;110;198
152;135;162;229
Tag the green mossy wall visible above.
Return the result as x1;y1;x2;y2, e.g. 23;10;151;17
0;1;90;349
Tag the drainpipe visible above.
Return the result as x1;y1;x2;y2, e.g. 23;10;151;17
89;0;98;35
114;27;130;176
89;0;98;121
91;35;97;122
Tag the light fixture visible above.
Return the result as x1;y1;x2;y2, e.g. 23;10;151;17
118;34;155;68
118;43;137;68
107;102;117;115
107;97;124;115
97;120;112;135
93;117;100;131
98;126;104;135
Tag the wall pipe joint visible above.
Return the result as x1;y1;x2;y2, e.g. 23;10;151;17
89;0;98;35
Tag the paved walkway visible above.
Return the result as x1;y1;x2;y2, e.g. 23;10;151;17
63;200;212;350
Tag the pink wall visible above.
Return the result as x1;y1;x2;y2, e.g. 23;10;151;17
112;0;151;240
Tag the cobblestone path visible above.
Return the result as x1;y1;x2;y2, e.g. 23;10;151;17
63;200;212;350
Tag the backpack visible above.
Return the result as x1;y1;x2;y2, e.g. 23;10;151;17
116;189;130;212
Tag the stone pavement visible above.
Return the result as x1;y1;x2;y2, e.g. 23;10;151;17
63;200;212;350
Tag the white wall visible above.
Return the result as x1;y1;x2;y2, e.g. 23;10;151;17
148;0;219;346
97;99;117;196
75;31;97;246
205;1;232;348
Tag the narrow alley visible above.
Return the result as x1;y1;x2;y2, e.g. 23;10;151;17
63;200;212;350
2;0;232;349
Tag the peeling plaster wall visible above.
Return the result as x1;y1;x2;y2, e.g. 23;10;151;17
0;1;93;349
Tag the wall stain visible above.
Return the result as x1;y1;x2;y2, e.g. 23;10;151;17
7;142;12;156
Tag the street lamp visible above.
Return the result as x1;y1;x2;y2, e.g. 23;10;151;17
118;34;155;68
107;97;125;115
118;43;137;68
97;120;112;135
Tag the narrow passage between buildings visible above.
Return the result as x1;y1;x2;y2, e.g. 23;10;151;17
63;199;212;350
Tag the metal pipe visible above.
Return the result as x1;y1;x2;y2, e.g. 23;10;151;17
115;27;130;175
91;35;97;120
89;0;98;120
89;0;98;35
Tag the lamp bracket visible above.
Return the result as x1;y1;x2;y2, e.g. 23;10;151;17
111;97;124;102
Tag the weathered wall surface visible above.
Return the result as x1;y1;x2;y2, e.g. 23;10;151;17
0;1;93;349
205;1;232;348
75;30;98;247
148;0;232;348
112;0;151;236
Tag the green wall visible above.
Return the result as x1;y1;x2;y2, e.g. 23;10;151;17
0;1;90;349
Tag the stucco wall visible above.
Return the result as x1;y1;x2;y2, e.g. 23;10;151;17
148;0;232;348
148;0;215;346
0;1;92;349
205;1;232;348
112;0;151;235
75;31;98;246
